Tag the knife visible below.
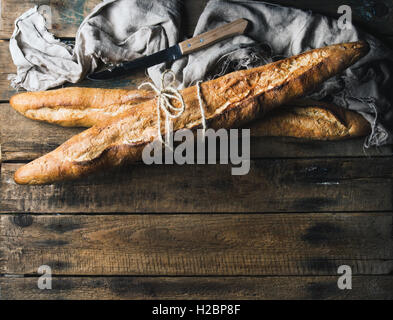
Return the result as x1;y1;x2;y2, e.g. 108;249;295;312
87;18;249;81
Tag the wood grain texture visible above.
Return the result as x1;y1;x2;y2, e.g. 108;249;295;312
1;0;393;300
1;0;393;38
1;276;392;300
0;103;82;161
2;103;391;162
1;158;393;213
1;0;392;99
1;213;393;276
0;41;13;70
270;0;393;37
0;0;101;38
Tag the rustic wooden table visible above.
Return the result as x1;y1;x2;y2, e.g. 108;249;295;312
1;0;393;300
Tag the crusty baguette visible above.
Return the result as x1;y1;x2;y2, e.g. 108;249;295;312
249;99;371;140
10;87;155;127
14;41;370;185
10;86;371;140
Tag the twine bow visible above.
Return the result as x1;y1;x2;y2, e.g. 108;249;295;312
139;70;207;148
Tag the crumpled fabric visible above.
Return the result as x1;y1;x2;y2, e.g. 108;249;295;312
9;0;181;91
9;0;393;146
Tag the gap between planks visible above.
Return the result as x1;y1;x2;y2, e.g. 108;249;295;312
1;213;393;276
1;276;392;299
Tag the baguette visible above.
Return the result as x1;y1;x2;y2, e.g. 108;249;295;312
10;87;370;140
249;99;371;140
10;88;370;141
14;41;370;185
10;87;155;127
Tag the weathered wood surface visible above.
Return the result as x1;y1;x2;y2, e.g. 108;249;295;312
1;0;393;300
1;159;392;213
1;213;392;276
1;103;392;162
272;0;393;37
1;0;393;39
1;276;392;300
0;40;15;101
0;0;102;38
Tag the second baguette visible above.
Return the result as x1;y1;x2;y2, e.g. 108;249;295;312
10;85;371;141
249;100;371;140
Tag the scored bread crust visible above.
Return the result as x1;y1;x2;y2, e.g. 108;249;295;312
10;87;155;127
10;86;371;140
249;99;371;140
14;41;370;185
10;88;371;139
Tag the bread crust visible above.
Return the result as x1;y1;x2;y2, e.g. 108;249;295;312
10;86;370;141
249;99;371;140
14;41;370;185
10;88;371;140
10;87;155;127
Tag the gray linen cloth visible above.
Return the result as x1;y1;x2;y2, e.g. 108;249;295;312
9;0;393;146
9;0;181;91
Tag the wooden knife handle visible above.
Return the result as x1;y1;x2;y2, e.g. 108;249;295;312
179;18;249;55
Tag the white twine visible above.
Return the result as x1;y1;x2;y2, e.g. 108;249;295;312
196;80;207;136
139;70;207;147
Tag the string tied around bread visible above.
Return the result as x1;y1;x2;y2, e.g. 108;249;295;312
139;70;207;148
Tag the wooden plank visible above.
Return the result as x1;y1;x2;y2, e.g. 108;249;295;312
1;0;393;39
0;74;15;101
0;0;203;39
0;41;12;71
1;158;392;213
0;0;101;38
1;213;393;276
0;276;392;300
0;103;82;161
0;39;15;100
1;103;392;162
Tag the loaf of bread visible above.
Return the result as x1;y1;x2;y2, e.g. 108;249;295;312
10;87;155;127
10;86;370;140
10;87;371;140
249;99;371;140
14;41;369;185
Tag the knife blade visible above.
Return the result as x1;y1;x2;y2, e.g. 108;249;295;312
87;18;249;81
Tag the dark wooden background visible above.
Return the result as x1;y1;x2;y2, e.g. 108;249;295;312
1;0;393;300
